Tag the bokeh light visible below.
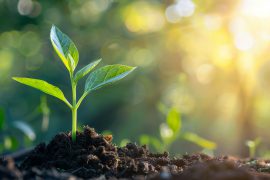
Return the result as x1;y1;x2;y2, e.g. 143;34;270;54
165;0;195;23
2;0;270;157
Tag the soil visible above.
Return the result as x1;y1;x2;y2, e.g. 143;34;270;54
1;126;270;179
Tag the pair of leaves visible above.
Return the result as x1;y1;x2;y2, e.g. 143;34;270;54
13;25;136;108
165;107;216;150
13;64;135;106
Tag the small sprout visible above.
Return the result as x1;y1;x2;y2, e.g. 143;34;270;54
13;25;136;141
140;106;217;153
160;123;174;140
166;107;181;137
0;109;35;153
119;139;131;147
246;138;261;158
4;136;19;151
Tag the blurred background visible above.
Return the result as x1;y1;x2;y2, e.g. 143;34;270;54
1;0;270;157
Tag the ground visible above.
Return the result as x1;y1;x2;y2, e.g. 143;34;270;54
1;126;270;180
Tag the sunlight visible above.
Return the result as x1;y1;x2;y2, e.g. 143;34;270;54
226;0;270;71
123;2;165;33
165;0;195;23
234;31;254;51
240;0;270;18
213;45;234;69
230;0;270;52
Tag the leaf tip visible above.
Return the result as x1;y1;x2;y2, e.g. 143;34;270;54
97;58;102;63
132;66;137;70
50;25;55;32
130;66;137;72
12;77;19;81
50;25;59;41
50;24;58;32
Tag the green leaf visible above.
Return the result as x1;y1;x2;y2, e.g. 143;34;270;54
85;64;136;94
246;138;261;148
50;25;79;72
183;132;217;150
160;123;174;140
246;138;261;158
74;59;101;83
166;107;181;135
119;139;130;147
13;77;70;107
13;121;36;141
4;136;19;151
102;130;112;136
140;135;152;146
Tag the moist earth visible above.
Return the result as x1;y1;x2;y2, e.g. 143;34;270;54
1;126;270;179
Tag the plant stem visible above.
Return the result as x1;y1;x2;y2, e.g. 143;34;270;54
71;80;77;141
71;106;77;141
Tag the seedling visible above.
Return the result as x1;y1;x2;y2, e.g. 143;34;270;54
0;107;35;153
140;107;217;153
13;25;136;141
246;138;261;158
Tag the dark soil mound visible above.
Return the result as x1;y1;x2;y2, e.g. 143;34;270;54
1;126;270;179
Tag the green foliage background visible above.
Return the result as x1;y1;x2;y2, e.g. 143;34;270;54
2;0;270;157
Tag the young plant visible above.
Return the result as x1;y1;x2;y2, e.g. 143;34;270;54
13;25;136;141
0;107;36;153
140;107;217;153
246;138;261;158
